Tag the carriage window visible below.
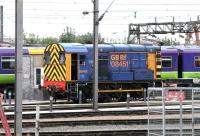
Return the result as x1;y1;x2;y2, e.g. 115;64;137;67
34;67;44;87
195;56;200;67
1;56;15;70
59;52;65;64
79;55;86;65
162;56;172;68
44;52;50;64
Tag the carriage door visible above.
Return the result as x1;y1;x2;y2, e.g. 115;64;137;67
71;54;78;80
178;52;183;78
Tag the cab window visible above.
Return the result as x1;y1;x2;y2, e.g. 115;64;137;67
162;56;172;68
44;51;50;64
1;56;15;69
59;52;65;64
195;56;200;67
79;55;86;65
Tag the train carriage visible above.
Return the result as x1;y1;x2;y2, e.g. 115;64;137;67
42;43;161;101
181;49;200;79
0;47;45;99
161;47;179;79
161;46;200;85
0;48;29;93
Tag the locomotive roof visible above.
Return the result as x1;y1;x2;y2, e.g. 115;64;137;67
84;44;115;52
58;43;159;53
59;43;88;53
128;44;159;52
112;44;131;52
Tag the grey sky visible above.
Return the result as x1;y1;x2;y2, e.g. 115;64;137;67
1;0;200;42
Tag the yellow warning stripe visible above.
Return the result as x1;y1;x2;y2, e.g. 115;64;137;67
56;44;64;51
44;65;51;78
49;70;55;81
45;65;55;80
55;64;65;77
54;64;65;80
156;65;161;69
51;55;59;64
53;70;60;81
155;51;161;79
44;64;51;72
98;89;143;93
45;44;51;51
50;70;58;81
51;49;59;58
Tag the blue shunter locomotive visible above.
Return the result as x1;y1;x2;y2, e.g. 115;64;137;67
42;43;161;101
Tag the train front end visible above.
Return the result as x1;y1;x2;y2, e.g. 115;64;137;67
43;44;67;92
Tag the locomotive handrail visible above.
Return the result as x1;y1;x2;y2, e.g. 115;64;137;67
98;88;143;93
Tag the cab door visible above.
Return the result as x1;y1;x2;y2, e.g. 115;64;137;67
65;54;71;81
71;54;78;80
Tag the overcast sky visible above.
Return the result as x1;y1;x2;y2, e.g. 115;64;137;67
1;0;200;42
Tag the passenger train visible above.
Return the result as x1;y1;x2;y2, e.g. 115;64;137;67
0;47;44;97
0;44;200;101
161;46;200;79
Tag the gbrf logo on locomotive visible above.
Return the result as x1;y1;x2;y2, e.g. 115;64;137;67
110;54;129;67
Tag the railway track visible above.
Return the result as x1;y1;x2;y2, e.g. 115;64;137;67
20;131;147;136
0;101;200;135
2;99;198;111
4;113;200;127
1;111;200;136
2;100;149;112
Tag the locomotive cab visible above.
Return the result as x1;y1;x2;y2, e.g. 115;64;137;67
43;43;87;97
43;44;67;92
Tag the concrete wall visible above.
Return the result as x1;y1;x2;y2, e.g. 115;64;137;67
22;56;31;100
22;54;47;100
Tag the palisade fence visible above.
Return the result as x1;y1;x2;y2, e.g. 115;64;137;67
147;87;200;136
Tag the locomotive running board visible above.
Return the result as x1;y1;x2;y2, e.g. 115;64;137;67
98;88;143;93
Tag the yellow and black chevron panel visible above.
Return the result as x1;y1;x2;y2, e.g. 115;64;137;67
44;44;66;82
156;51;161;79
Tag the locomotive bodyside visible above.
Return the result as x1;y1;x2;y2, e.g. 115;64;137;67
42;43;160;101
